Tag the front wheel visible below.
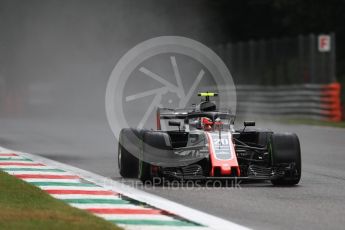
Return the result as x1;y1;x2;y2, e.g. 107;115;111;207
118;129;139;178
138;159;152;183
138;130;172;183
269;133;301;186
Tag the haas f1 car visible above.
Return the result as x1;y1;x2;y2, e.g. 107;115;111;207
118;93;301;185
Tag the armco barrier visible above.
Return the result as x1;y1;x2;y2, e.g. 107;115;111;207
235;83;342;121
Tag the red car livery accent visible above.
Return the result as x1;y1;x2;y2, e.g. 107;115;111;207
206;132;240;176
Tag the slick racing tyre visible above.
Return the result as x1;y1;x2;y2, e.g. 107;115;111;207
138;159;152;183
269;133;301;186
118;128;141;178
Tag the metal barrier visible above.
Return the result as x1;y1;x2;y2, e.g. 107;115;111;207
235;83;342;121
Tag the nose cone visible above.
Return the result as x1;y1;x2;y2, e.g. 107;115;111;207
221;164;231;175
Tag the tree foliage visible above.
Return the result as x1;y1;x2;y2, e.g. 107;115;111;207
203;0;345;77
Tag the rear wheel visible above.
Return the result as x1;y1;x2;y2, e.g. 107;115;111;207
269;133;301;186
235;128;273;147
257;130;273;147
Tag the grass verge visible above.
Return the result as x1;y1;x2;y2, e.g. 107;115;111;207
0;171;121;230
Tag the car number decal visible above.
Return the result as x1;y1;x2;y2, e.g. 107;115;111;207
209;132;233;160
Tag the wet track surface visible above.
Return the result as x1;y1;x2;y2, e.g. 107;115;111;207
1;117;345;230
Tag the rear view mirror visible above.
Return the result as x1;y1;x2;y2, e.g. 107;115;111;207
244;121;255;127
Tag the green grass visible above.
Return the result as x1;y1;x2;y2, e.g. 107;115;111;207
0;171;122;230
282;118;345;128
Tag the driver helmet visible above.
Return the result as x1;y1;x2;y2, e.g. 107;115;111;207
201;117;213;131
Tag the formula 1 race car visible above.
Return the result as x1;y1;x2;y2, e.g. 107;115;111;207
118;92;301;186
